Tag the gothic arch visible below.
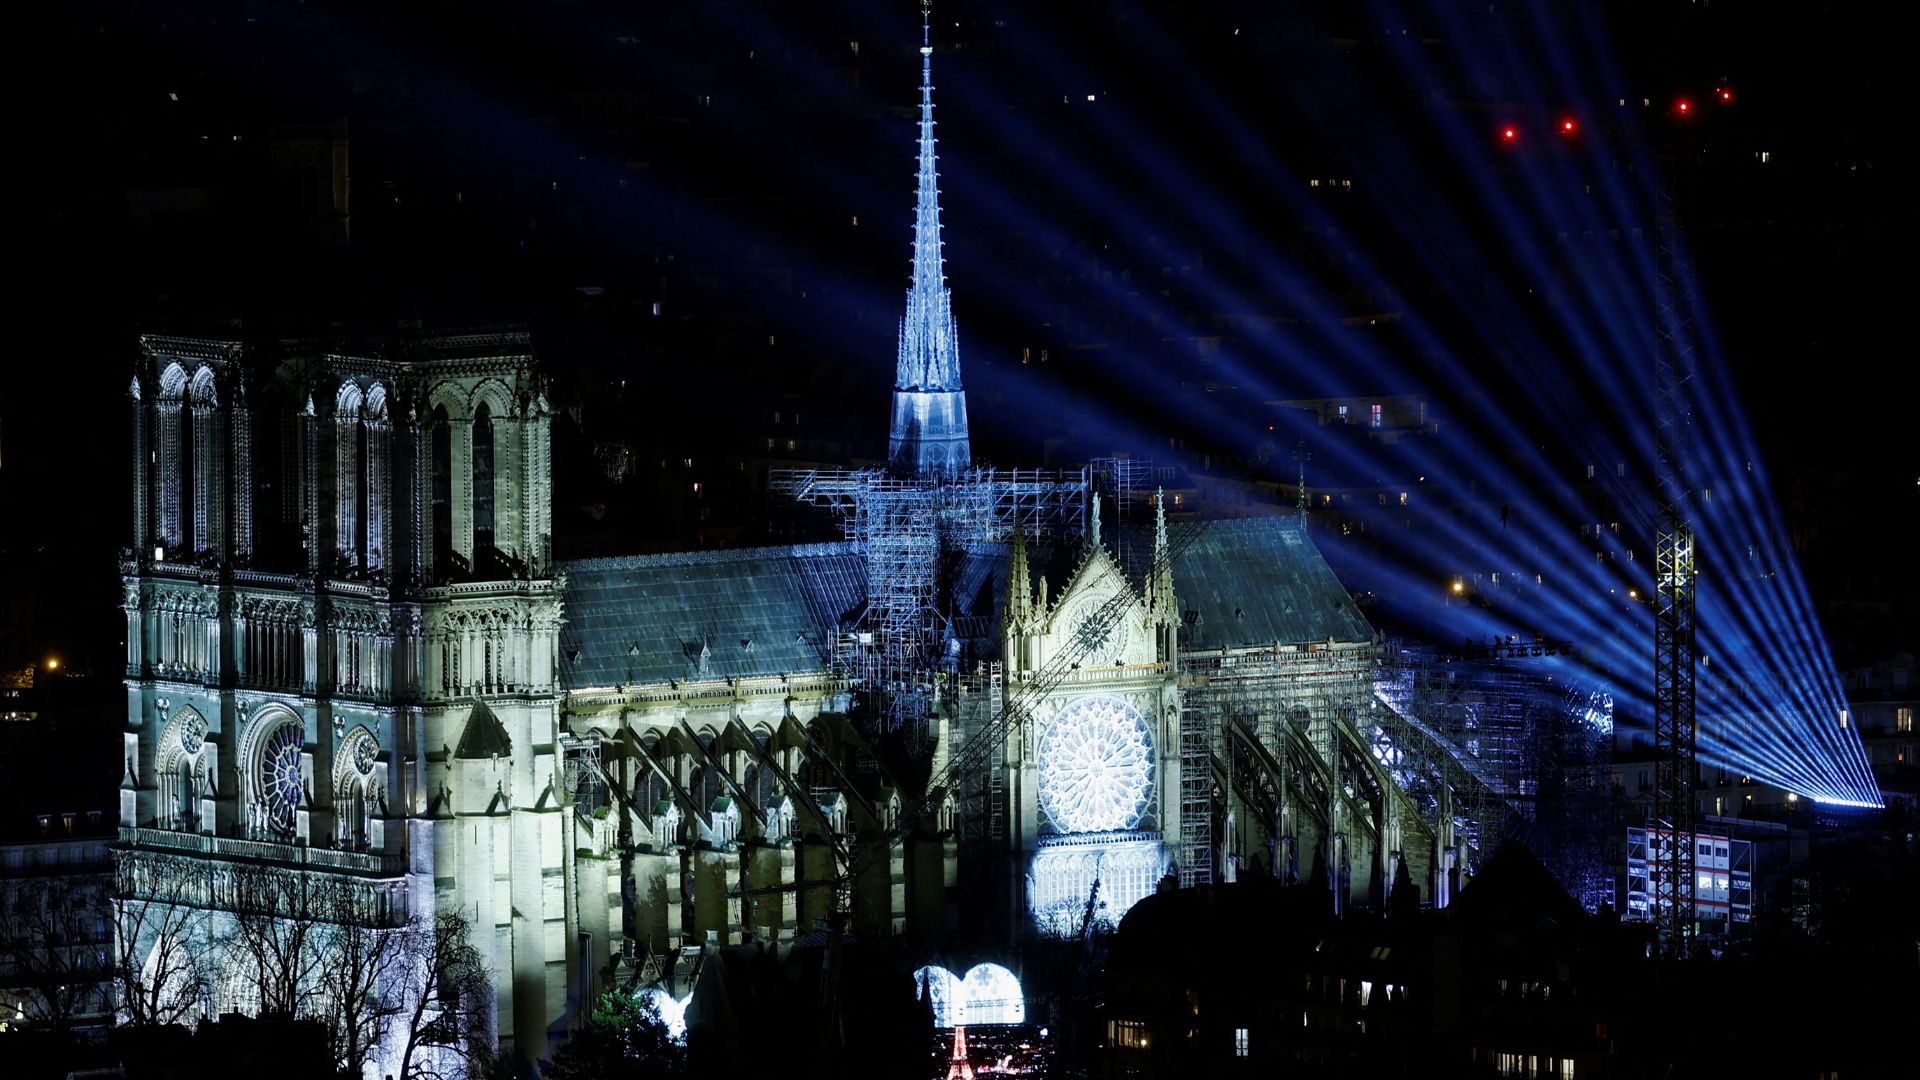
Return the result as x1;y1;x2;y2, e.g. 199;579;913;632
188;365;218;406
157;705;209;831
334;725;380;847
335;379;364;418
154;363;190;548
363;381;389;422
158;362;189;400
467;378;517;422
472;400;497;549
239;703;306;838
426;382;469;422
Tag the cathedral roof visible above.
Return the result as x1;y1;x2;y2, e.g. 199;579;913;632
956;517;1373;653
1160;517;1376;650
557;519;1369;691
559;542;865;688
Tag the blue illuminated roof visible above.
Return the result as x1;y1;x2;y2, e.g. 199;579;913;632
1164;518;1376;650
559;517;1370;690
559;543;865;688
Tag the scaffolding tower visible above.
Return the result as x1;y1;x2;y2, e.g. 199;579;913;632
1652;195;1700;957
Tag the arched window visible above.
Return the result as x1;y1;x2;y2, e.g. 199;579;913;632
336;382;364;568
154;364;190;552
472;403;495;550
178;757;198;829
256;722;304;839
179;393;197;552
430;406;452;564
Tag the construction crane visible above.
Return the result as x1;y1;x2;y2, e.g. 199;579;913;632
1651;191;1700;958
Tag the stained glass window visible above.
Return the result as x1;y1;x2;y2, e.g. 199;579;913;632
259;724;303;836
1037;696;1154;834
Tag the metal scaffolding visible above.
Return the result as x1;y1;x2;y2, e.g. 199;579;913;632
1652;193;1700;956
1178;645;1381;891
1372;643;1613;906
769;465;1088;744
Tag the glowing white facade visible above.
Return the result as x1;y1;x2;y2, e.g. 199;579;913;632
1000;518;1184;936
1028;835;1167;937
913;963;1026;1028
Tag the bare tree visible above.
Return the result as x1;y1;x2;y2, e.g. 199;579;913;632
395;911;495;1080
110;850;214;1027
0;871;111;1031
315;878;409;1078
228;862;326;1018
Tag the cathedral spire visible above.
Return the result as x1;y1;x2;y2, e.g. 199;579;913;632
888;1;972;478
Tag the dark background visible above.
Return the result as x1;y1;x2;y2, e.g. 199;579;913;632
4;0;1911;692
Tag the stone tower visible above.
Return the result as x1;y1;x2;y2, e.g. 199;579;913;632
117;329;568;1069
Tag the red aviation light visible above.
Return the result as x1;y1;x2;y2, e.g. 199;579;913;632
1501;125;1518;142
1676;98;1692;115
1717;87;1734;103
1560;117;1577;134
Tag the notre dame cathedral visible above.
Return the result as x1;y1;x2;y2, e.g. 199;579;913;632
115;17;1443;1074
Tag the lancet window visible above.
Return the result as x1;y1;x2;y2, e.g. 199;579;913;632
430;405;453;566
473;402;496;551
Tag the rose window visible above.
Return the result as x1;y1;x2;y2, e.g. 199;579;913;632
258;724;304;835
352;735;378;775
1037;696;1155;833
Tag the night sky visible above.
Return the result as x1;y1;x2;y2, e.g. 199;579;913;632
7;1;1912;681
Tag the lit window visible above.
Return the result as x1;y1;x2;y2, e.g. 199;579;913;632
1370;403;1382;428
1398;492;1408;506
1110;1020;1149;1050
1234;1028;1249;1057
1897;707;1912;733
